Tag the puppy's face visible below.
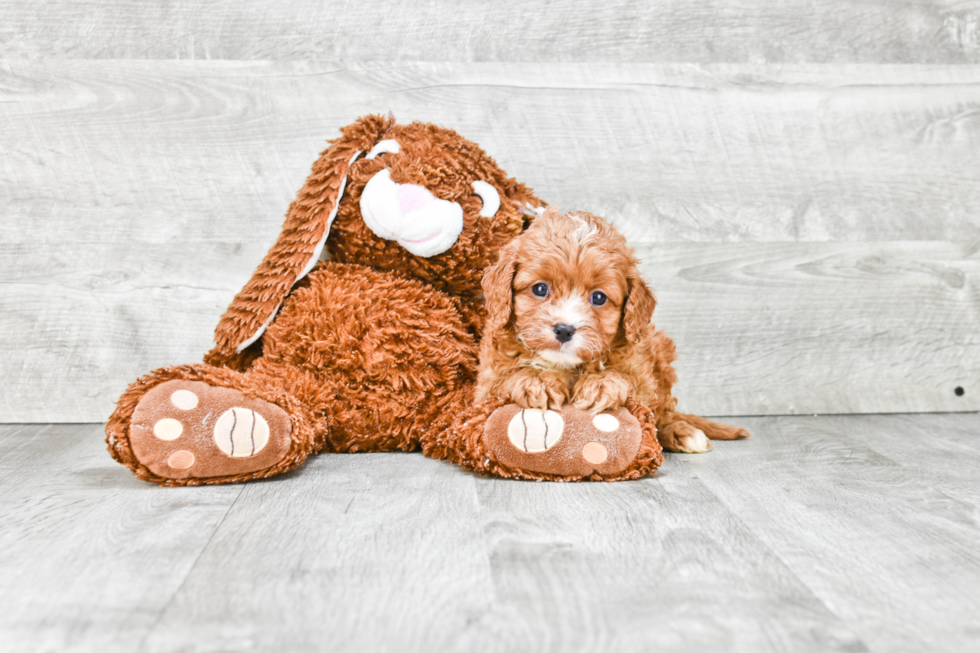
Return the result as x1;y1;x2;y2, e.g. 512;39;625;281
510;212;632;367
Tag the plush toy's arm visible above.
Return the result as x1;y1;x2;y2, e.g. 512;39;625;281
207;115;390;364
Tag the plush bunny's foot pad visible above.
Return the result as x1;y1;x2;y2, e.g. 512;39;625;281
129;380;293;481
485;404;643;478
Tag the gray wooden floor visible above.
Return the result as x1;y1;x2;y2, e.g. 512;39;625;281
2;414;978;653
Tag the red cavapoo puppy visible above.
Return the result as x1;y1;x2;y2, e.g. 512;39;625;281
476;207;748;453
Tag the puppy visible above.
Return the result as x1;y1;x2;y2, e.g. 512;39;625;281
475;207;748;453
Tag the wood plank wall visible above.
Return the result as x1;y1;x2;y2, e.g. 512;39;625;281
1;2;978;422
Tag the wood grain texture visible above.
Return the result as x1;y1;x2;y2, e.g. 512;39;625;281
0;243;243;422
1;1;979;63
461;473;864;652
845;413;980;504
0;423;244;653
3;415;980;652
2;239;977;422
644;241;980;416
689;414;980;653
141;452;492;652
2;61;979;420
2;61;979;244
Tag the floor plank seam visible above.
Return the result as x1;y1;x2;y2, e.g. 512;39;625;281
681;467;874;651
136;482;248;650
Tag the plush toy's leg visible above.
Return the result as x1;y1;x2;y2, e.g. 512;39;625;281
108;262;479;485
106;364;319;486
429;397;663;482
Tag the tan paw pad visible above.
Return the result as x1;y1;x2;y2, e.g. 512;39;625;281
153;418;183;440
507;409;564;452
582;442;608;464
167;450;195;470
170;389;199;410
592;413;619;432
213;407;270;457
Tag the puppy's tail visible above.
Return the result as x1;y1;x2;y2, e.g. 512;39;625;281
676;413;751;440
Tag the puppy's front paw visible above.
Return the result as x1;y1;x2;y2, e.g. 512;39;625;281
509;372;569;411
572;373;631;414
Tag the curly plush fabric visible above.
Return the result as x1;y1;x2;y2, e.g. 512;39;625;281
107;116;555;485
257;263;478;453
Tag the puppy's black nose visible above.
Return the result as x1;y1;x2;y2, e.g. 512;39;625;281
553;323;576;343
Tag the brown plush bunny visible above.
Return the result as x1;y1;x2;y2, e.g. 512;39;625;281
106;115;545;485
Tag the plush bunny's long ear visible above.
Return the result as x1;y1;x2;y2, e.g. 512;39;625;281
622;264;656;346
212;115;392;357
479;238;520;358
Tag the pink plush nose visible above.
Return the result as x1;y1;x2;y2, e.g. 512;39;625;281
394;183;435;214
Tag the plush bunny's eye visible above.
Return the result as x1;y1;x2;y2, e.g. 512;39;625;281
590;291;607;306
532;282;549;298
472;181;500;217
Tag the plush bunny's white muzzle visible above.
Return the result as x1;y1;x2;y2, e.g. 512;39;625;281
359;169;465;257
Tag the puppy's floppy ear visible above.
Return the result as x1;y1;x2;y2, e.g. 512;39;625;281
211;114;393;358
480;238;520;355
622;263;656;346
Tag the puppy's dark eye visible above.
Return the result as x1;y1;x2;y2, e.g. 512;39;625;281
531;282;549;298
590;291;607;306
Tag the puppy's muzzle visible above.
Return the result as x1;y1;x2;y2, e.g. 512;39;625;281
553;323;576;344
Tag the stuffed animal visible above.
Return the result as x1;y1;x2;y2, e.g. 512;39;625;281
107;114;538;484
107;115;736;486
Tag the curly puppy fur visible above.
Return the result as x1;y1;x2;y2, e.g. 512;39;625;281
475;207;749;453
